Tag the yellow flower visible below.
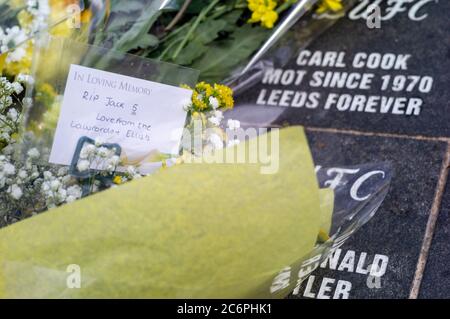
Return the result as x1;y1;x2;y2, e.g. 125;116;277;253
3;42;33;76
113;176;123;185
195;82;214;98
316;0;343;14
260;9;278;29
247;0;279;29
192;90;208;111
214;84;234;109
186;82;234;112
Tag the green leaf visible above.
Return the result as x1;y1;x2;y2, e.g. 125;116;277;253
112;4;162;53
111;0;144;13
173;40;208;65
186;0;213;14
191;25;269;82
106;14;134;33
135;34;160;49
222;9;244;25
195;19;228;45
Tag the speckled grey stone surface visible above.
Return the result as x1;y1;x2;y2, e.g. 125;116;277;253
231;1;450;138
286;130;448;299
419;183;450;298
225;0;450;299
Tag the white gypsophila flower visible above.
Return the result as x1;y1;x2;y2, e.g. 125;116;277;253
3;163;15;175
57;167;69;177
213;110;224;120
43;171;53;180
97;147;110;158
2;144;14;155
181;98;192;111
94;137;104;147
208;116;221;126
77;160;90;172
1;96;13;108
209;96;219;109
79;144;96;159
18;170;28;180
227;139;241;147
7;108;18;122
50;180;60;191
208;133;224;150
1;27;29;62
127;165;137;176
57;188;67;202
27;148;40;159
227;119;241;131
9;184;23;200
41;181;50;192
109;155;120;166
67;185;82;199
12;82;23;95
17;74;35;87
22;97;33;108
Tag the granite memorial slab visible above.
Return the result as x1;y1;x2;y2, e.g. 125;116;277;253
230;0;450;138
419;179;450;298
287;130;448;299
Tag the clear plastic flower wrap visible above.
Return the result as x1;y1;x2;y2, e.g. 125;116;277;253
0;0;83;54
0;0;393;299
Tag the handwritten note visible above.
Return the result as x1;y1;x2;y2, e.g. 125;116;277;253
49;64;191;170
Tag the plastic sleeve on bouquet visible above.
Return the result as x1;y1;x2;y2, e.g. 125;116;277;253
0;0;84;55
0;126;333;298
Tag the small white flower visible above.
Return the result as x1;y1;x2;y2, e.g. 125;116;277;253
43;171;53;180
181;98;192;110
227;119;240;131
127;166;137;176
50;180;61;191
66;196;76;203
42;181;51;192
12;82;23;94
18;170;27;179
79;144;96;159
208;133;224;149
9;184;23;200
209;96;220;109
213;110;224;120
57;188;67;201
97;147;110;158
227;139;241;147
208;116;221;126
22;97;33;108
67;185;82;199
3;163;15;175
77;160;90;172
109;155;120;166
7;108;18;121
17;74;34;85
57;167;69;177
94;137;104;147
27;148;40;159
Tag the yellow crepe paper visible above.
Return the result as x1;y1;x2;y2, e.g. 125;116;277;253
0;126;334;298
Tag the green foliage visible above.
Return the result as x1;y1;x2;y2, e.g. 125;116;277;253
96;0;270;82
191;25;269;83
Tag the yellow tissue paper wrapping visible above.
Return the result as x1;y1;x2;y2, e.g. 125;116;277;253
0;126;333;298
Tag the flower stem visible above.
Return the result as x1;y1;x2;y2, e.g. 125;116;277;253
276;0;297;14
172;0;221;60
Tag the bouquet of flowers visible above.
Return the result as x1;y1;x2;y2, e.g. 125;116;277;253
85;0;349;83
0;0;391;299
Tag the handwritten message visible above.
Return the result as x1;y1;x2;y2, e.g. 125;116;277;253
49;64;191;169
